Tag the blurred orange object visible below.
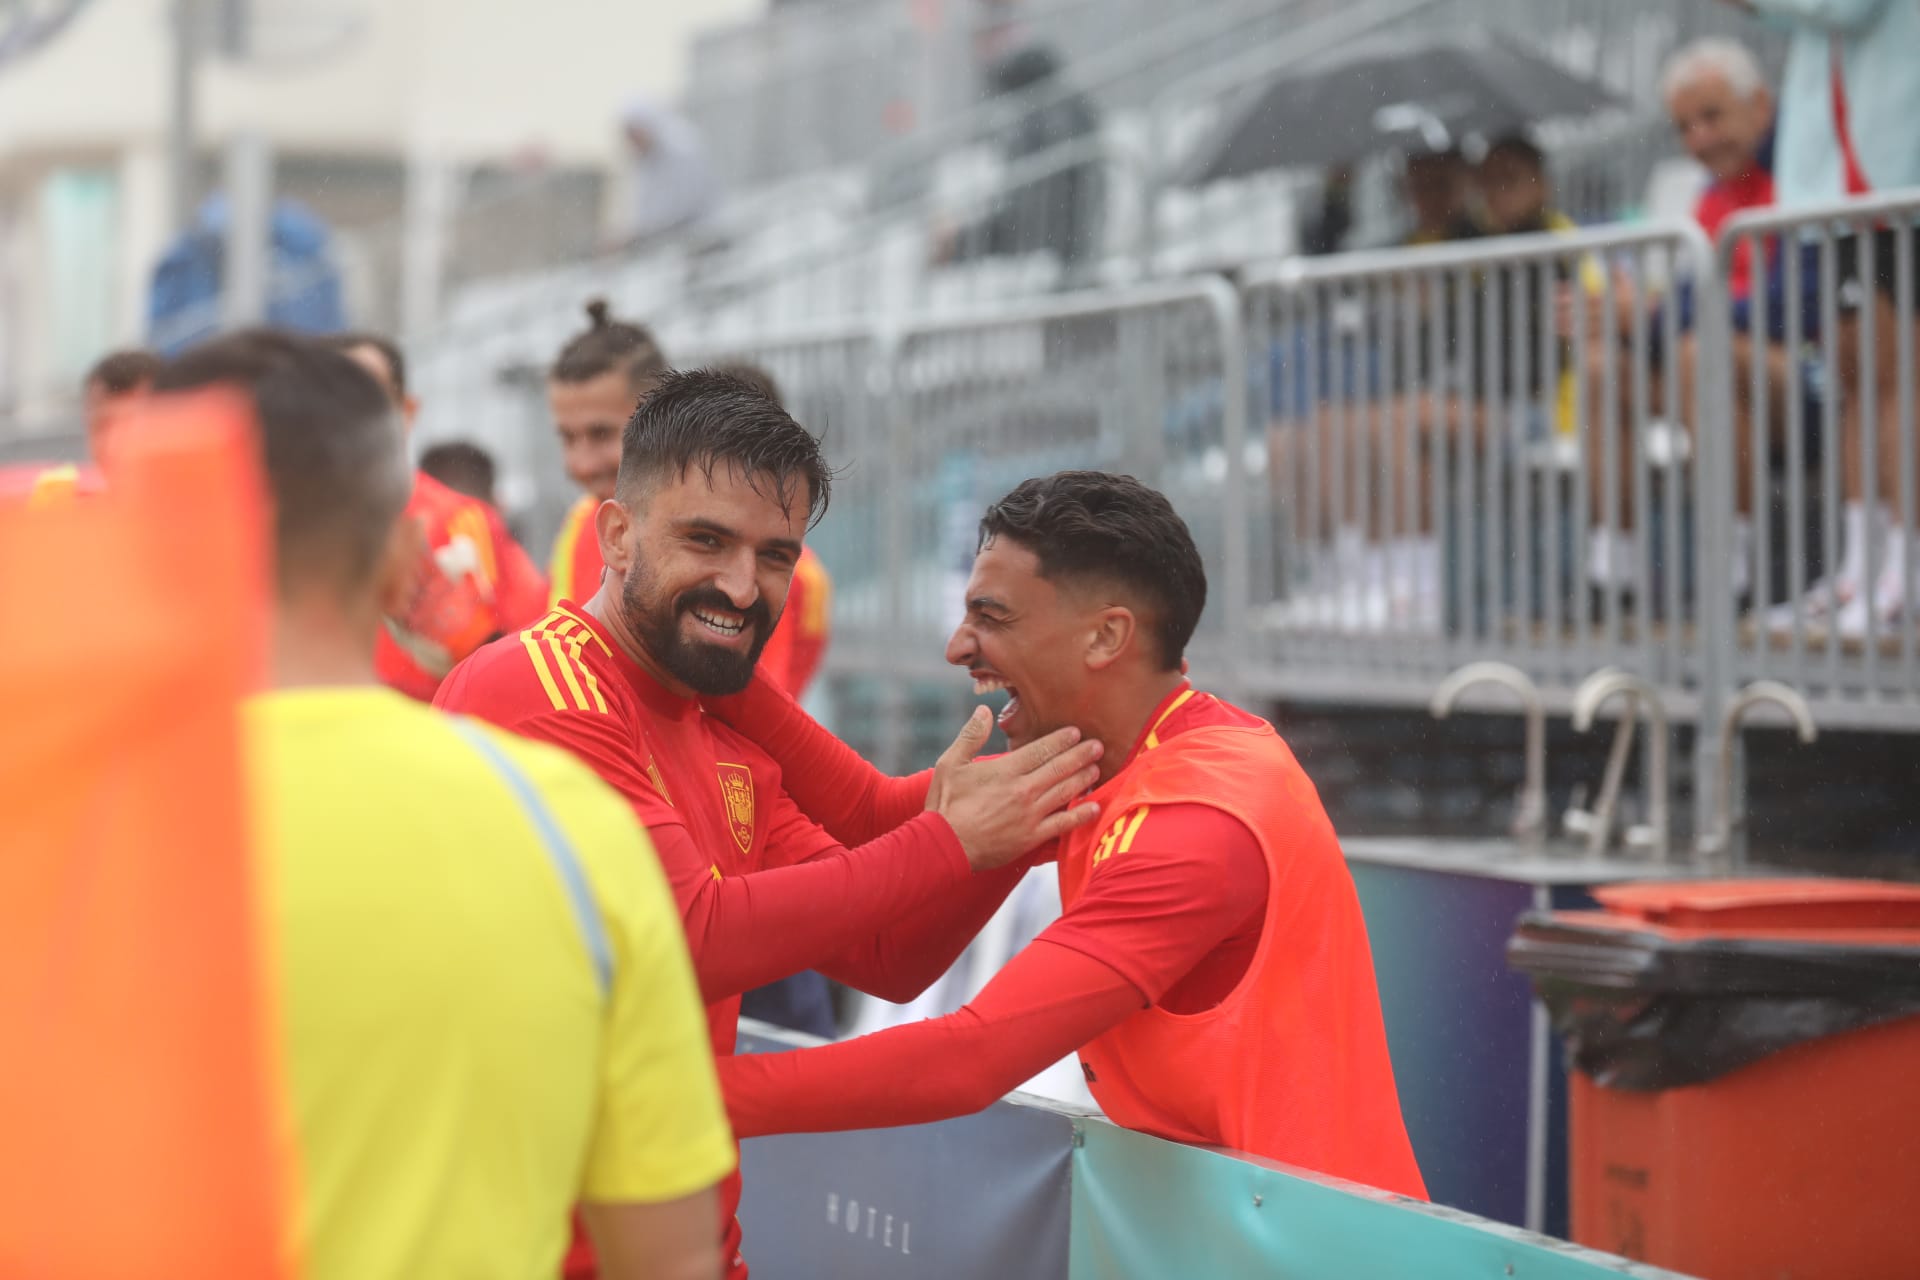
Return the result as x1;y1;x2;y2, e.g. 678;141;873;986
0;393;291;1280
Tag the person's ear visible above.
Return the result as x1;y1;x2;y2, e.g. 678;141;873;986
375;513;428;618
1084;605;1137;672
596;497;634;574
400;394;421;433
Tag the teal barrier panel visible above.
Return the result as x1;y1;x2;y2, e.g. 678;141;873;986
735;1022;1080;1280
1069;1118;1696;1280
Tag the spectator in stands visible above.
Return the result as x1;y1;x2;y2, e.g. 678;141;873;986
1275;146;1485;628
420;440;500;508
1581;38;1807;601
156;330;735;1280
1476;133;1579;240
1403;146;1484;247
618;94;720;248
1734;0;1920;633
944;43;1106;280
82;348;161;461
1300;165;1357;256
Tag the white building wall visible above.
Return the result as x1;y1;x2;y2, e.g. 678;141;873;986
0;0;757;433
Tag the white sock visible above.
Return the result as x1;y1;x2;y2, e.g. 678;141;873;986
1871;521;1911;613
1836;502;1875;589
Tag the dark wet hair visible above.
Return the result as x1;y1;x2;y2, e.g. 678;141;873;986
321;331;409;401
84;348;163;395
155;329;407;599
551;298;669;393
977;470;1206;671
419;440;498;505
616;368;831;529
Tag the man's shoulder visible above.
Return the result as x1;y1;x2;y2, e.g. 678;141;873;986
459;715;642;834
436;606;630;723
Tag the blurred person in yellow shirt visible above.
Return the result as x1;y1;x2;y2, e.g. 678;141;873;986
153;329;735;1280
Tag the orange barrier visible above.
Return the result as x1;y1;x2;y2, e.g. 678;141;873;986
0;394;291;1279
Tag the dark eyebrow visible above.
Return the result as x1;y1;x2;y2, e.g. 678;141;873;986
679;516;802;558
968;594;1013;617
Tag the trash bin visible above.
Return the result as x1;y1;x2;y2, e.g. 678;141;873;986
1508;879;1920;1280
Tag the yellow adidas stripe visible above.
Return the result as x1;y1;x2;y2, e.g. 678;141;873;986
554;604;613;657
544;628;590;710
521;631;568;711
549;617;610;714
1144;688;1197;750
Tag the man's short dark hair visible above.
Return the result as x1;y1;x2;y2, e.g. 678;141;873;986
84;348;162;395
321;331;409;401
978;471;1206;671
551;298;669;393
154;329;408;599
617;368;831;528
419;440;498;505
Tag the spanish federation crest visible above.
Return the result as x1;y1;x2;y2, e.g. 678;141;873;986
716;762;755;855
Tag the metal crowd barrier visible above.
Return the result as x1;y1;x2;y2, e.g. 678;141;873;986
424;189;1920;819
1239;220;1714;714
1707;191;1920;731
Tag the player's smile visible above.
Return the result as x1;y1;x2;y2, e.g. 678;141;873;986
687;603;755;646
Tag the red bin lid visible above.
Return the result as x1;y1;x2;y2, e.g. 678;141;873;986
1591;879;1920;934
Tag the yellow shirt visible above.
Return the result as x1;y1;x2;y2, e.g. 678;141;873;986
247;687;734;1280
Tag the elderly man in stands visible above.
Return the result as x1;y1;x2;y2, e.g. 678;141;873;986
1581;39;1805;602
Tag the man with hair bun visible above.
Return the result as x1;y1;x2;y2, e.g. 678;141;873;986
547;299;669;607
706;470;1427;1201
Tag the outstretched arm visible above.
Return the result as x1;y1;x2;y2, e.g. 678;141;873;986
724;940;1141;1135
722;806;1267;1133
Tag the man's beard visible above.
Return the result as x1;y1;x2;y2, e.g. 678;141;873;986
621;561;776;695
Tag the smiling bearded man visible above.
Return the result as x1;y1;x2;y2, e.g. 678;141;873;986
435;371;1106;1278
703;470;1427;1200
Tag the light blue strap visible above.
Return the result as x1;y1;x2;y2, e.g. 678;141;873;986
449;718;613;997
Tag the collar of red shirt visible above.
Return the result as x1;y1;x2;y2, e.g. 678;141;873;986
1120;680;1202;767
560;599;702;723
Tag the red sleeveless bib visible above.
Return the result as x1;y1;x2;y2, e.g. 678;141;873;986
1059;720;1427;1199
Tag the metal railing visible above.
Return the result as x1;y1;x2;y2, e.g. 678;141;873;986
1238;221;1715;707
679;279;1245;766
407;189;1920;851
1708;192;1920;731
